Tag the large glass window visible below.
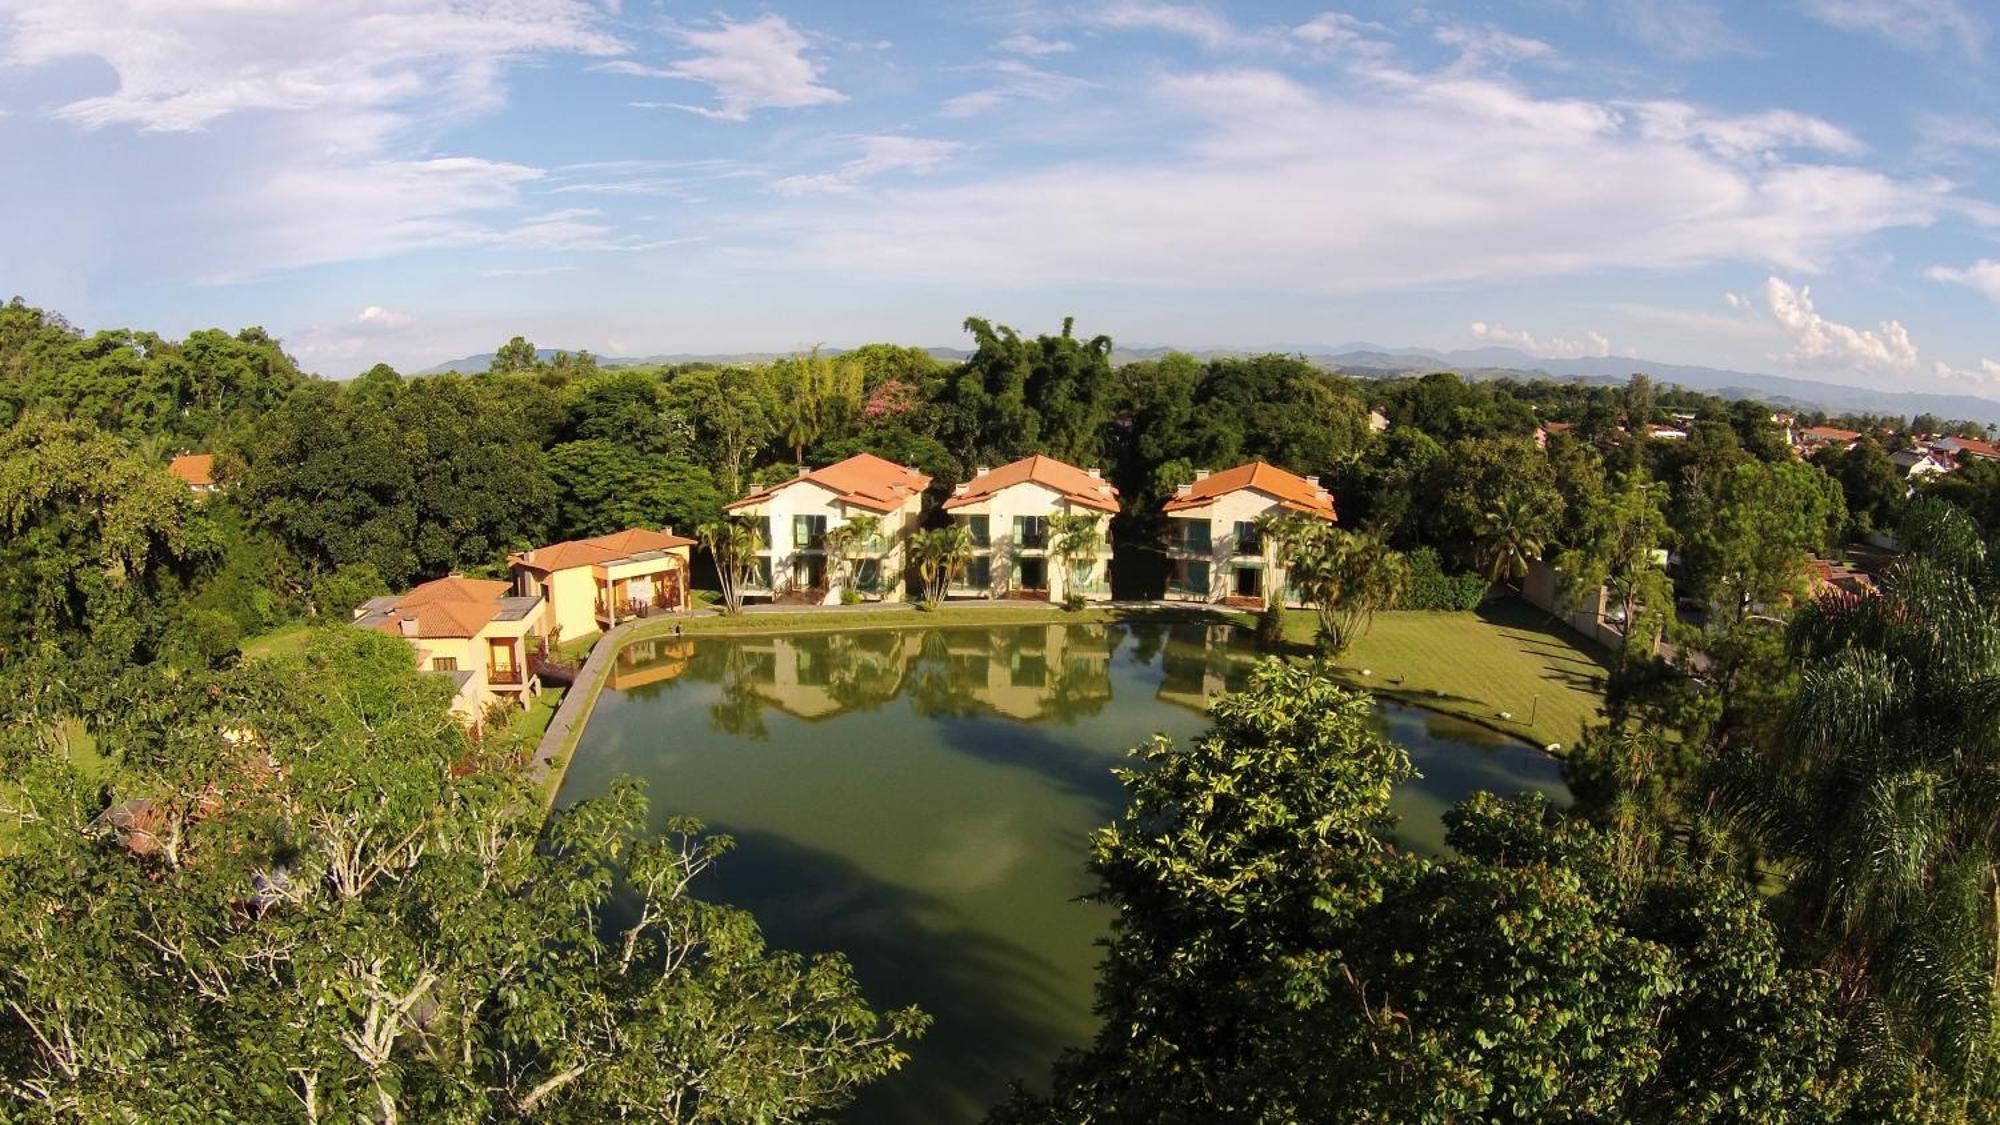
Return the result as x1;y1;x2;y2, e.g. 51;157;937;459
1016;556;1048;591
1169;559;1211;595
964;557;992;589
1233;520;1261;556
1170;518;1212;553
793;514;828;550
854;558;883;592
1015;516;1048;550
963;515;990;548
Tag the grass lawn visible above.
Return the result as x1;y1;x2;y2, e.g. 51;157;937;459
1251;598;1610;750
240;621;316;662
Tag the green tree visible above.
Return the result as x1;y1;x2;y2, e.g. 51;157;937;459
1275;524;1409;656
1047;512;1105;598
0;629;924;1120
1477;491;1546;586
910;525;974;608
491;335;540;374
698;516;764;614
823;514;884;602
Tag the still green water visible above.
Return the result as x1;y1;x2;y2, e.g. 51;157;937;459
553;621;1573;1123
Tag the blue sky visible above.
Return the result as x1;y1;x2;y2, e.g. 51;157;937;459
0;1;1996;390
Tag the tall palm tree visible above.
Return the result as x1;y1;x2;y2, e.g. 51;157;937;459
697;516;763;615
1252;511;1320;611
1277;524;1410;657
1720;557;2000;1096
823;515;883;601
1478;492;1546;588
1048;512;1105;599
910;525;974;609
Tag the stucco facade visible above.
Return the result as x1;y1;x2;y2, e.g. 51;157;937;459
509;528;694;642
1160;462;1336;607
724;454;930;604
352;576;545;727
941;456;1118;603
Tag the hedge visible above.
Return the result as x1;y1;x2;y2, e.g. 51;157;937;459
1401;547;1489;611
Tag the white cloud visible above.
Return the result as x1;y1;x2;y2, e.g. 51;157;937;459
1611;0;1755;61
1291;12;1384;52
1760;277;1919;373
773;136;965;195
1926;259;2000;302
763;58;1956;299
1470;321;1613;358
356;305;412;328
1094;2;1241;49
0;0;622;135
1434;24;1558;72
1932;359;2000;384
481;265;579;279
999;34;1075;56
1800;0;1987;58
939;59;1095;118
606;14;842;121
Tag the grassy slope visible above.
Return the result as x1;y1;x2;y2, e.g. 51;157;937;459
1262;599;1609;750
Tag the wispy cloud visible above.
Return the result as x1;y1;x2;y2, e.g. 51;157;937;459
773;136;965;195
1799;0;1988;59
1610;0;1756;61
481;265;579;279
604;14;843;121
1926;259;2000;301
999;34;1075;56
1471;321;1614;358
939;58;1095;118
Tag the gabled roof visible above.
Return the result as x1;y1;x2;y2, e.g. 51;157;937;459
354;575;533;639
942;455;1120;513
724;453;931;514
1799;426;1861;442
167;453;215;487
1951;437;2000;461
509;527;696;574
1162;461;1335;520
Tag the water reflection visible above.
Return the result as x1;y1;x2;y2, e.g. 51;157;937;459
567;621;1574;1122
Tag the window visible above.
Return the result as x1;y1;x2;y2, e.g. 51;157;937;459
964;557;992;589
963;515;990;547
1010;654;1048;687
758;518;773;548
854;558;883;592
1234;565;1264;600
1169;559;1210;595
1234;521;1261;556
755;558;774;590
793;514;828;550
1015;516;1048;550
431;657;459;672
1170;518;1211;553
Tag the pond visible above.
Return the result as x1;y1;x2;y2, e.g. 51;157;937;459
553;620;1572;1123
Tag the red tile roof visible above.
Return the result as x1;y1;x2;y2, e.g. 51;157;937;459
167;453;215;487
941;455;1120;513
725;453;932;514
509;527;695;573
1953;437;2000;461
364;575;514;639
1162;461;1335;520
1799;426;1862;443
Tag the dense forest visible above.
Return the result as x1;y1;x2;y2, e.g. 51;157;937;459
7;293;2000;1119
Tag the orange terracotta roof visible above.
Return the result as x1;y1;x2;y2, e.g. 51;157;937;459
1799;426;1861;442
942;455;1120;513
509;527;696;573
1953;437;2000;460
1162;461;1335;520
725;453;931;514
360;575;514;639
1542;422;1575;434
167;453;215;487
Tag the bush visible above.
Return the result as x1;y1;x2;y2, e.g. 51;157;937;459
1063;593;1088;612
1401;548;1487;611
1256;601;1285;648
314;562;390;620
840;588;862;606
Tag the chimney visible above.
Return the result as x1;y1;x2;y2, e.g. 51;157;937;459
1306;475;1320;488
1175;484;1192;497
1088;467;1102;480
399;618;418;638
955;483;970;495
797;466;809;477
974;466;989;477
1193;468;1210;480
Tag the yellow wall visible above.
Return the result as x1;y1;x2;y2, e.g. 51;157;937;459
946;483;1115;602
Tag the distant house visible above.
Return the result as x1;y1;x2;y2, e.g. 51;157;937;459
1643;424;1688;441
941;456;1118;602
1796;426;1861;454
1161;461;1335;607
508;527;694;639
723;453;931;604
1938;435;2000;463
167;453;218;495
1890;448;1953;482
1367;409;1390;434
353;575;546;725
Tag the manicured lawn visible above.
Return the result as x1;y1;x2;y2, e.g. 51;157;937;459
1256;598;1610;750
240;621;315;662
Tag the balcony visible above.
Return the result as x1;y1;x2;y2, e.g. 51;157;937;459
488;665;524;686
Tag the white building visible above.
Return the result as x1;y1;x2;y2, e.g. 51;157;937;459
940;455;1119;602
1161;461;1336;606
724;453;931;604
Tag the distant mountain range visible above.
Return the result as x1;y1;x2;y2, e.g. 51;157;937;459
416;343;2000;427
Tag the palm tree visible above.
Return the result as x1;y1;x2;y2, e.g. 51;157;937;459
697;516;763;614
1277;524;1410;657
1251;511;1320;611
910;525;974;608
823;515;883;601
1048;512;1105;600
1478;492;1546;588
1720;557;2000;1095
